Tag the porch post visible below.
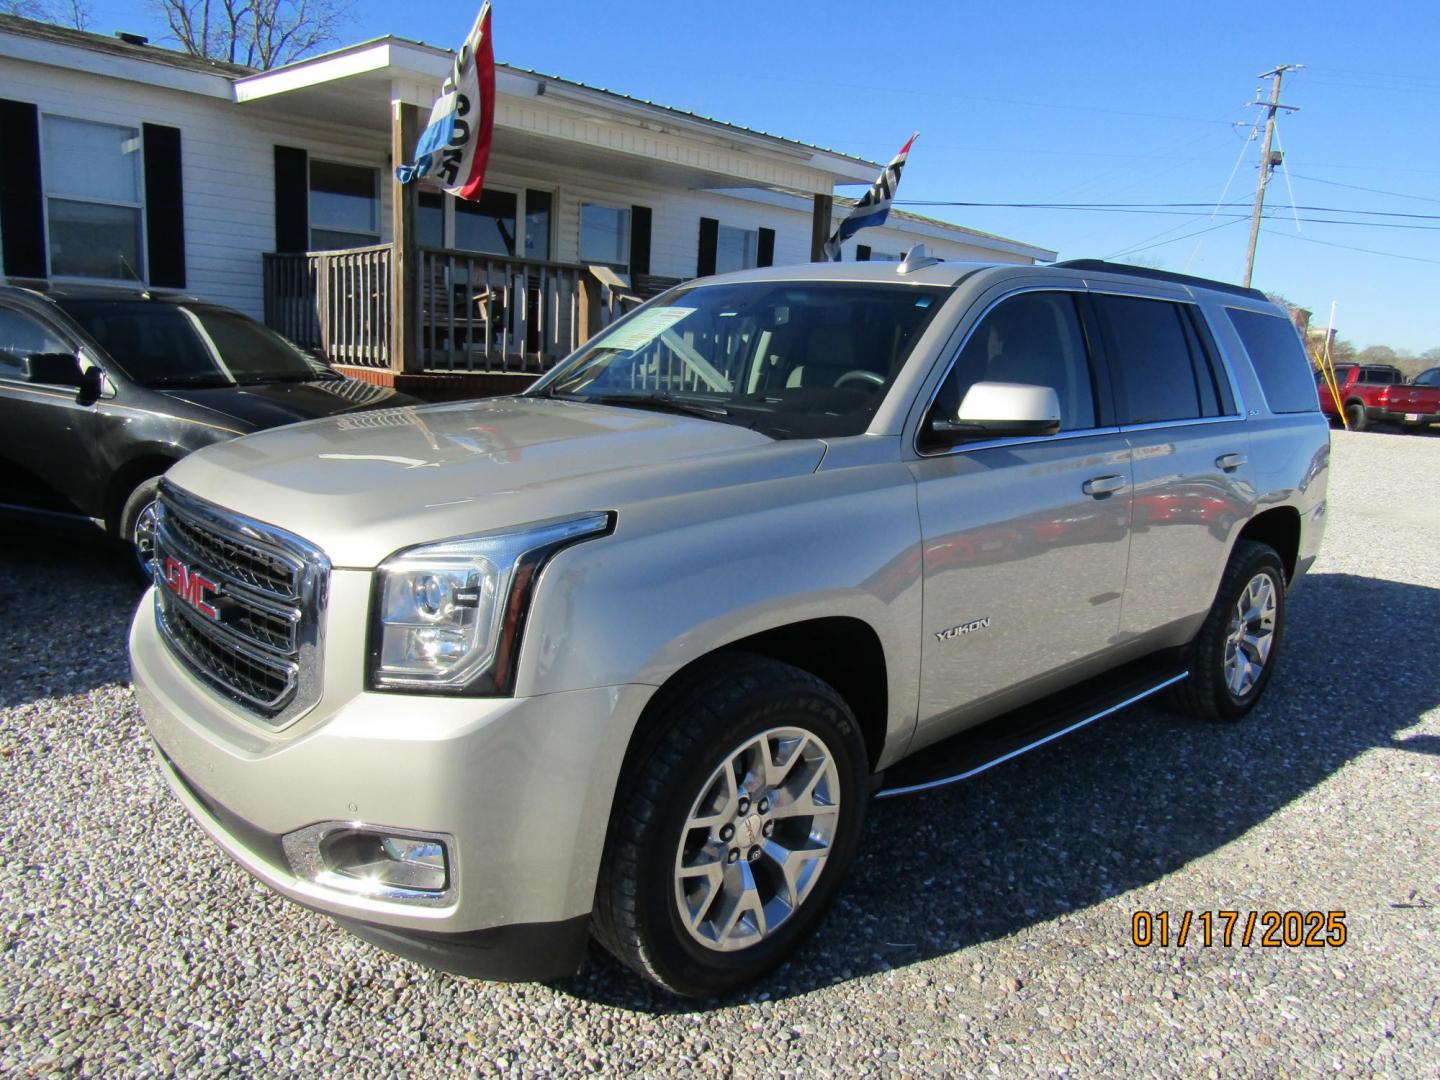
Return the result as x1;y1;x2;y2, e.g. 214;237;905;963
810;192;833;262
390;100;423;374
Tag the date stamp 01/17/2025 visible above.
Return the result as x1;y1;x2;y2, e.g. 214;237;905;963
1131;910;1348;949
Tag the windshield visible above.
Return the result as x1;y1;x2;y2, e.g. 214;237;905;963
532;281;949;439
56;299;323;388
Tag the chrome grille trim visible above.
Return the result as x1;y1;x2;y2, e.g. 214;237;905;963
151;481;329;727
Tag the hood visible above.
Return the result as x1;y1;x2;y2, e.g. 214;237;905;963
155;377;411;429
165;396;825;567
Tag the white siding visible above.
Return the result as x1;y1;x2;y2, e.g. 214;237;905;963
1;55;390;320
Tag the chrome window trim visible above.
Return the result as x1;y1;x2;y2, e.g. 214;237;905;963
916;424;1125;460
1119;414;1247;434
153;480;330;728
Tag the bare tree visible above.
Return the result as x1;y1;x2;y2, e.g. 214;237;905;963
2;0;91;27
149;0;350;70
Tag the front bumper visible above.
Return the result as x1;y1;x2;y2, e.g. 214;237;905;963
130;589;653;979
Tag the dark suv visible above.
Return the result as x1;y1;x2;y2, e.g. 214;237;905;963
0;282;413;567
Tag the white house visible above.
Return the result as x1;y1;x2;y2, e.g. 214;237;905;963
0;14;1054;394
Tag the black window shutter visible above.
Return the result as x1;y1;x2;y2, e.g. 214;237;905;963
856;244;871;261
697;217;718;277
0;99;47;278
143;123;185;288
628;205;651;275
757;227;775;268
273;145;309;253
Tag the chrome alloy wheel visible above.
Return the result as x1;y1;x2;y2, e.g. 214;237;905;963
132;499;161;573
1223;572;1278;698
673;727;842;952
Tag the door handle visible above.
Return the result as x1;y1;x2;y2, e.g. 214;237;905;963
1082;474;1126;497
1215;452;1247;472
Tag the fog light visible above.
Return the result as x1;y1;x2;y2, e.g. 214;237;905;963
282;822;454;905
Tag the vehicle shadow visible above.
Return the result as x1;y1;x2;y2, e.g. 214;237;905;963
556;571;1440;1013
0;530;143;708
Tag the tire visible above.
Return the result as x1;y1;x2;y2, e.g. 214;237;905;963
1344;402;1367;431
118;477;162;580
1166;540;1287;723
592;653;870;997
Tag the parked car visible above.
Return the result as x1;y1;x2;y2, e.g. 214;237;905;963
0;281;415;568
129;256;1329;997
1315;362;1440;431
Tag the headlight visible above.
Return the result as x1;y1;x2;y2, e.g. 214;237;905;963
368;512;612;695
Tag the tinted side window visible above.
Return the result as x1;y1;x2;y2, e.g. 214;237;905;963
933;291;1097;436
1093;295;1206;424
1226;308;1319;414
1417;368;1440;388
0;308;71;377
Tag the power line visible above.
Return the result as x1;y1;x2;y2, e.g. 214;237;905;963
1285;172;1440;205
1107;219;1247;259
1261;228;1440;266
896;200;1440;219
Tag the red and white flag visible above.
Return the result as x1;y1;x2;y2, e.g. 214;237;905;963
395;3;496;201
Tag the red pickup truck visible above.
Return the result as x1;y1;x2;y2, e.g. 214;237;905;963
1316;364;1440;432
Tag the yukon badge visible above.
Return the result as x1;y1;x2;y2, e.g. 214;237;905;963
936;617;992;642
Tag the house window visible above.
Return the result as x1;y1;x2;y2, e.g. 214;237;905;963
524;189;552;261
715;224;758;274
309;160;380;250
580;203;629;269
867;250;902;262
42;116;145;280
455;189;518;256
418;191;445;248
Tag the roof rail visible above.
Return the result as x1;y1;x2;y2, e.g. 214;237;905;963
1052;259;1267;301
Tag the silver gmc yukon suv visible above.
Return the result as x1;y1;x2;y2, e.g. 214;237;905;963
130;256;1329;997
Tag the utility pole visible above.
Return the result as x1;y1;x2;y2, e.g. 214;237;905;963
1242;64;1301;288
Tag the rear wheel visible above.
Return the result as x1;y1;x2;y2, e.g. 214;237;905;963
1345;402;1367;431
1167;540;1286;722
592;654;869;997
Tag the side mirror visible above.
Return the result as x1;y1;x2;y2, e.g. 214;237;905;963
931;381;1062;442
21;351;87;387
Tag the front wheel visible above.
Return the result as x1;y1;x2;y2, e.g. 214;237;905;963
592;654;869;997
1166;540;1287;722
118;477;162;580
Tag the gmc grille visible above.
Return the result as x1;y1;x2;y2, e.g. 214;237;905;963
151;483;329;725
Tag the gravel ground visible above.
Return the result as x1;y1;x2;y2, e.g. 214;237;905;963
2;429;1437;1078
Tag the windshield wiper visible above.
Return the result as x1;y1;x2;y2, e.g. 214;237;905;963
558;392;732;421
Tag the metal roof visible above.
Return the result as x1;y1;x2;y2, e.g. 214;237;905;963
0;13;252;77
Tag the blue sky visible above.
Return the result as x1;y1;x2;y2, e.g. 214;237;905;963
87;0;1440;351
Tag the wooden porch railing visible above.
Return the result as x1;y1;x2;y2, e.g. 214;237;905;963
263;244;683;377
263;244;392;369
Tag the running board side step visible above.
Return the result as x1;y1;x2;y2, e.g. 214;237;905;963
876;658;1189;799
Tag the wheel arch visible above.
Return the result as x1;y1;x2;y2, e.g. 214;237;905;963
1235;506;1301;582
104;453;178;534
626;616;891;776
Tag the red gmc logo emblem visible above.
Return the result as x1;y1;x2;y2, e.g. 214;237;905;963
164;557;220;620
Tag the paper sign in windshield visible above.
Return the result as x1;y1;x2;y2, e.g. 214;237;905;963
595;307;694;351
